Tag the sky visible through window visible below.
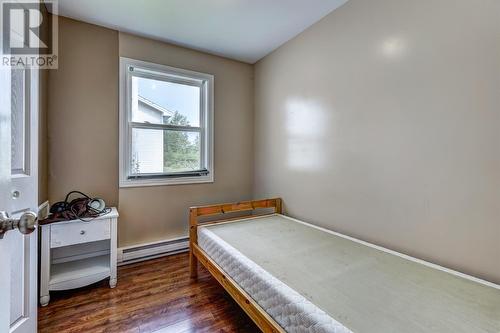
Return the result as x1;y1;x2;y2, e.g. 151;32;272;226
138;77;200;127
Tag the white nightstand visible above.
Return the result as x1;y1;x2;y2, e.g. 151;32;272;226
39;208;119;306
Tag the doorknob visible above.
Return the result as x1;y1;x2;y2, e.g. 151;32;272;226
0;211;38;239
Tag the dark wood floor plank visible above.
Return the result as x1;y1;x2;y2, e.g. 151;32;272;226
38;253;259;333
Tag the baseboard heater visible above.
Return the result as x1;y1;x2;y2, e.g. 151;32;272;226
118;236;189;266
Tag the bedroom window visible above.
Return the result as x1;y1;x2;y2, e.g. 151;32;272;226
119;57;214;187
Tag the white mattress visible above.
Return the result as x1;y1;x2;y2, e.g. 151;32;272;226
198;214;500;333
198;226;352;333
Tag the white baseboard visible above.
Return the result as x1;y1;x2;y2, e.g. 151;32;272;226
118;236;189;266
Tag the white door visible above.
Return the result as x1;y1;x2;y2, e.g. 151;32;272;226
0;58;14;333
0;42;39;333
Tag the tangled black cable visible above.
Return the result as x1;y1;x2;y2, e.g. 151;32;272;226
57;191;111;222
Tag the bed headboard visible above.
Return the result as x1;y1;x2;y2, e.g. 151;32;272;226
189;198;282;245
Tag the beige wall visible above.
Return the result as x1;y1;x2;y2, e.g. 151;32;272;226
48;2;499;282
48;17;119;207
254;0;500;284
118;33;254;247
47;18;254;247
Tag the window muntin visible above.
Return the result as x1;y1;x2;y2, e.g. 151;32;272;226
120;58;213;187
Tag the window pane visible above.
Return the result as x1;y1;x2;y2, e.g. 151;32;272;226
131;128;201;175
131;76;200;127
11;69;26;175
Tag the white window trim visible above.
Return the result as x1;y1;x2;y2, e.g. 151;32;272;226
119;57;214;187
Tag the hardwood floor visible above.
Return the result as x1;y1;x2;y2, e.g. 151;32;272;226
38;252;259;333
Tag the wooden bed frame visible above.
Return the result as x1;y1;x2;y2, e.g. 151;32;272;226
189;198;285;333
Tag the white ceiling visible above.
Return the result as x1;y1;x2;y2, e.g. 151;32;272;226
51;0;348;64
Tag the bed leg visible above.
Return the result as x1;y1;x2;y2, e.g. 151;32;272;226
189;208;199;279
189;249;198;279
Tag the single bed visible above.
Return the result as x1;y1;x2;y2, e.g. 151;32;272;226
189;198;500;333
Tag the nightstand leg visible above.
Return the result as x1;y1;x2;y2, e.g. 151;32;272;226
40;225;51;306
40;295;50;307
109;217;118;289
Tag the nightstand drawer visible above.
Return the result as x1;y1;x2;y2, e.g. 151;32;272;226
50;219;111;248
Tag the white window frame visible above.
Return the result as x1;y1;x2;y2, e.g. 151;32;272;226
119;57;214;187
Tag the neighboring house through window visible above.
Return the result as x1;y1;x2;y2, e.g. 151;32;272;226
132;96;174;174
119;57;214;187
